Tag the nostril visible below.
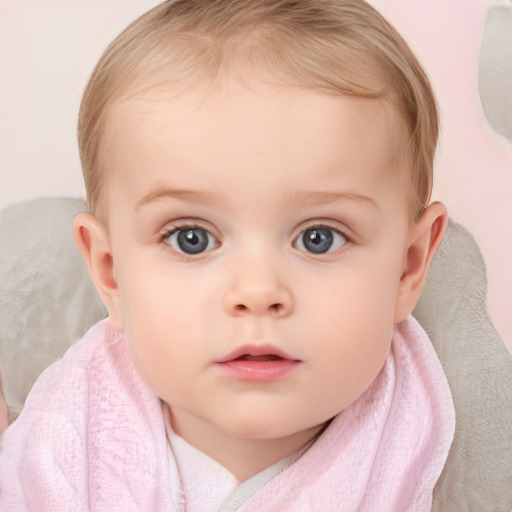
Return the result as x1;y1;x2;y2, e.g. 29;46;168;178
269;303;283;315
233;303;283;314
226;293;292;317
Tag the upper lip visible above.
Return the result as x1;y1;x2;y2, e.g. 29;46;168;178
216;344;300;363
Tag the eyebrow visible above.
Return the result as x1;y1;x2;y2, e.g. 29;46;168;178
287;191;380;210
135;186;379;211
135;187;217;210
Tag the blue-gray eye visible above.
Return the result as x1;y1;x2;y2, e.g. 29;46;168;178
295;227;346;254
166;227;217;255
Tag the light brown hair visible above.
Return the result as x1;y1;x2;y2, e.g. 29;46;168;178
78;0;438;218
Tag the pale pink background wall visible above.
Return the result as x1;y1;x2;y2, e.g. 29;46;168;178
369;0;512;351
1;0;511;349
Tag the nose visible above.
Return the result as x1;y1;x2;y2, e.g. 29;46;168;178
222;259;294;318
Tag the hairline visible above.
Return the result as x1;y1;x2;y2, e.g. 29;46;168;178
78;0;437;221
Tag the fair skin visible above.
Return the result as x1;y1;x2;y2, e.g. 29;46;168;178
74;79;446;481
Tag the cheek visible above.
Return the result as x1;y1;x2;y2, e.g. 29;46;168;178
297;264;398;389
300;257;401;329
310;296;393;367
307;297;393;414
115;270;203;382
118;253;200;326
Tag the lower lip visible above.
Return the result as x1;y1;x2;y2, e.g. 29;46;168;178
215;359;300;382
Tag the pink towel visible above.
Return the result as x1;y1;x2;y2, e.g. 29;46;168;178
0;316;454;511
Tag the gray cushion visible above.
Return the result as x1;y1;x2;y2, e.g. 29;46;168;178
0;198;107;420
414;220;512;510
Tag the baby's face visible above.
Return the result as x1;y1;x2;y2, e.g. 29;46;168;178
102;80;413;442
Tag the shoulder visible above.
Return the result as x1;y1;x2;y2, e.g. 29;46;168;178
0;321;118;509
20;319;125;413
0;320;169;510
0;319;125;453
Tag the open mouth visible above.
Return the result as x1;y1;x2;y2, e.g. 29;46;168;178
217;344;298;363
236;354;284;362
216;345;300;382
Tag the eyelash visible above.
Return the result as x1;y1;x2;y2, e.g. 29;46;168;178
293;223;350;254
158;223;204;243
158;221;351;256
159;222;219;252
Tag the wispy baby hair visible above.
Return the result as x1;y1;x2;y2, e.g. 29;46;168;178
78;0;438;218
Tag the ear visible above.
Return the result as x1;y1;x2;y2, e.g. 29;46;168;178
73;212;124;331
394;202;448;323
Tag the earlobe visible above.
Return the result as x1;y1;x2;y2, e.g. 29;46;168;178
73;212;124;331
394;202;448;323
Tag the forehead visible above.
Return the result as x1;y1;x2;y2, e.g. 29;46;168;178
107;80;404;153
101;80;408;208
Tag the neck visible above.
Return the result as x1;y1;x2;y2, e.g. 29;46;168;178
168;406;326;482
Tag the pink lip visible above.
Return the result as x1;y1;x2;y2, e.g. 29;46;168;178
215;344;301;382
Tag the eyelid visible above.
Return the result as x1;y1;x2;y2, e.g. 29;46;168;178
159;218;218;237
292;221;352;255
293;220;352;241
158;219;221;255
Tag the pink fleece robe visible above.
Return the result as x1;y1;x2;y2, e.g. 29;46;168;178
0;317;454;511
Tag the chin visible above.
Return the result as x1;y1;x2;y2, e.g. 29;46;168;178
217;412;324;442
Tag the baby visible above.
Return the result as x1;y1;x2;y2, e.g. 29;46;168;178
0;0;455;510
